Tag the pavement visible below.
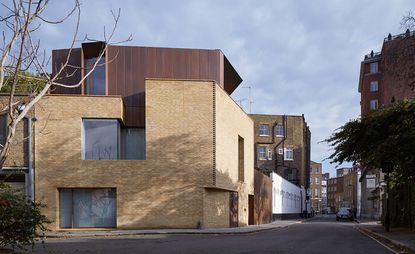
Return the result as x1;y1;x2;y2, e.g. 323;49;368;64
45;219;304;238
355;220;415;254
24;215;394;254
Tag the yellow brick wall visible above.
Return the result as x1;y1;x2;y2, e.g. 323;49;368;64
214;85;254;227
0;96;30;168
35;81;215;230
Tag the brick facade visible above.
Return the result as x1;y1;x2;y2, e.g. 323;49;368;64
33;79;254;230
310;161;322;213
249;114;311;189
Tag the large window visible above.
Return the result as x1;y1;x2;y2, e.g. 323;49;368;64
370;81;379;92
83;119;119;160
60;188;116;228
83;119;145;160
84;57;106;95
284;148;294;160
274;124;284;137
259;124;269;136
259;146;267;160
370;62;378;74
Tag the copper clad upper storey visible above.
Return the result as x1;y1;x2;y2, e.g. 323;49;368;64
51;43;242;127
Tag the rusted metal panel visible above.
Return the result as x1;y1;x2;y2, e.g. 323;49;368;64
51;48;82;94
54;45;242;127
254;169;272;224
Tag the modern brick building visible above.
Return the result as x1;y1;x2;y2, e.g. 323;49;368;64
249;114;311;190
2;43;257;230
310;161;322;214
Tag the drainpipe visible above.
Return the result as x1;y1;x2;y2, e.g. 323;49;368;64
25;116;34;201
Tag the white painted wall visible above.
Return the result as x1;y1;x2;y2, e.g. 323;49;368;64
271;173;305;215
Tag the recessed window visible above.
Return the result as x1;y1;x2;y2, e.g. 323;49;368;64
278;148;283;155
370;81;379;92
238;136;244;182
59;188;116;228
370;62;378;74
84;57;106;95
120;128;146;160
259;146;267;160
284;148;294;160
274;124;284;137
268;148;273;160
259;124;269;136
370;99;378;110
316;178;320;184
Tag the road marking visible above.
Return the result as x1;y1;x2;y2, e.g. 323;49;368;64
355;227;400;254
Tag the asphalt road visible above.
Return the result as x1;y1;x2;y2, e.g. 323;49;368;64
25;215;393;254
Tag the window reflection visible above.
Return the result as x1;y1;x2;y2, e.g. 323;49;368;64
84;57;106;95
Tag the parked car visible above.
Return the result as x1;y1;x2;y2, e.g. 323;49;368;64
336;207;354;221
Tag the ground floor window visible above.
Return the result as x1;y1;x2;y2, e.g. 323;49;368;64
59;188;116;228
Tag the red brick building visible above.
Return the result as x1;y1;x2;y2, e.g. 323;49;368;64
359;30;415;116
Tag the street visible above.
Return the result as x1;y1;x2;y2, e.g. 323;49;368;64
24;215;393;254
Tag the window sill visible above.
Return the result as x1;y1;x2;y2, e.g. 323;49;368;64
259;158;267;161
275;135;284;138
284;159;294;161
259;134;270;137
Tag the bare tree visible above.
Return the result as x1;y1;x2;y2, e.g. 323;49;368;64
0;0;131;168
401;10;415;30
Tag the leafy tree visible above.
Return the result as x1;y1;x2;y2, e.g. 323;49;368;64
0;181;50;250
325;99;415;181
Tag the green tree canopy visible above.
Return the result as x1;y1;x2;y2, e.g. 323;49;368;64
325;99;415;179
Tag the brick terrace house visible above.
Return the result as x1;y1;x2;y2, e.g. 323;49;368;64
327;176;344;213
3;42;257;230
249;114;311;188
310;161;322;214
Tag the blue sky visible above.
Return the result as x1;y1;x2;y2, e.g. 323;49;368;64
34;0;413;177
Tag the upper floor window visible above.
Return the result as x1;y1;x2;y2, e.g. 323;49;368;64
268;148;273;160
274;124;284;137
259;124;269;136
259;146;267;160
284;148;294;160
370;62;378;74
370;81;379;92
84;57;106;95
370;99;378;110
315;178;320;184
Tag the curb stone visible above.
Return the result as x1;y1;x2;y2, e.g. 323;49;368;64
357;227;415;254
44;222;304;239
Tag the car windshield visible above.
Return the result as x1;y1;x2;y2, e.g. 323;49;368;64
339;208;350;213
